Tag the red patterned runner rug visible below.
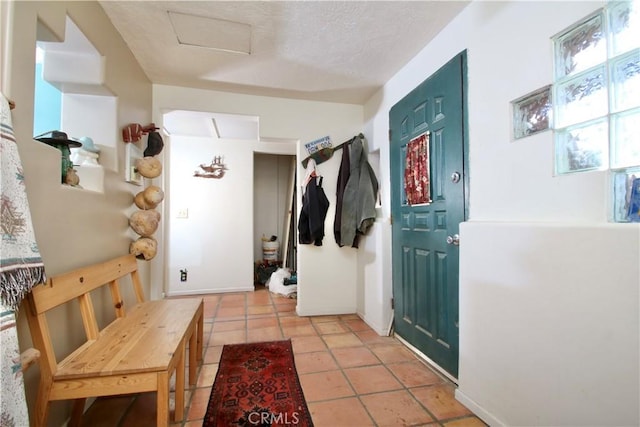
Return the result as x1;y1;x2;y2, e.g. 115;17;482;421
203;340;314;427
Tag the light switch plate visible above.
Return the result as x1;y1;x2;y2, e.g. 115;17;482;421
176;208;189;219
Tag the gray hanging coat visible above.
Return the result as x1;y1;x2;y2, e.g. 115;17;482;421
334;139;351;246
338;135;379;248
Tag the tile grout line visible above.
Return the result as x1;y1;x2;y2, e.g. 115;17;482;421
327;317;381;427
362;333;445;426
361;327;480;427
183;293;223;426
184;291;484;427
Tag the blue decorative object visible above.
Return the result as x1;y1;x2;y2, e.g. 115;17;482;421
78;136;100;153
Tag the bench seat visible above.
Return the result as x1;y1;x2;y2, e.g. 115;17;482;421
25;254;204;427
56;299;201;379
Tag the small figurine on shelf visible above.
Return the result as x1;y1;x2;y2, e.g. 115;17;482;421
65;168;80;186
70;136;101;167
34;130;82;185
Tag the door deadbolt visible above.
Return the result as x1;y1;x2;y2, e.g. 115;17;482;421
451;172;461;183
446;234;460;246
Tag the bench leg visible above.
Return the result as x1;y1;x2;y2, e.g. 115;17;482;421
197;309;204;361
189;329;197;385
156;371;169;427
174;344;186;422
68;398;86;427
33;379;52;427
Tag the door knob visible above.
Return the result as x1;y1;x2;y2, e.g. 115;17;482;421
446;234;460;246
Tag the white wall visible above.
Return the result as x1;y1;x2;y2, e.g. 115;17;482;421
364;1;639;425
153;85;363;314
167;135;255;295
166;140;296;295
458;222;639;426
357;218;390;335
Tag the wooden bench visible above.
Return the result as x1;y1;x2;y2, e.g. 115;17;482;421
25;254;204;426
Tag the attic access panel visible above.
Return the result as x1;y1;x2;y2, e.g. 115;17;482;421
168;11;251;54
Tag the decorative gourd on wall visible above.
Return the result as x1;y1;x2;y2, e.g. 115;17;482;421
125;123;165;260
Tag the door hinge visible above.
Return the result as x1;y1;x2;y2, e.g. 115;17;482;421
391;298;394;309
390;214;393;226
388;129;392;142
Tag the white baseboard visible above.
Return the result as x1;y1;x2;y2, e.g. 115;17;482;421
358;311;387;336
166;285;255;296
394;334;459;385
296;305;357;317
455;389;505;427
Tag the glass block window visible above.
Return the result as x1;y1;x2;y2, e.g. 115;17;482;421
512;85;552;139
552;1;640;175
612;167;640;222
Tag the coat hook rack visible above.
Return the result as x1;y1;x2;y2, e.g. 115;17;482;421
122;123;158;143
301;133;364;168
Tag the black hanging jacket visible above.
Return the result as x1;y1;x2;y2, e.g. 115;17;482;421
298;176;330;246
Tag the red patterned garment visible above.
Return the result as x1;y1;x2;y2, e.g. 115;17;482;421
404;132;431;205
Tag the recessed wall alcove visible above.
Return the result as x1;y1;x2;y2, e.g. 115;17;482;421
34;16;117;192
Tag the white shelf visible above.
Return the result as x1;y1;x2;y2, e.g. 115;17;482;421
74;165;105;193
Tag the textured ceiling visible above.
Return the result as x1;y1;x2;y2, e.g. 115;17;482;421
99;1;469;105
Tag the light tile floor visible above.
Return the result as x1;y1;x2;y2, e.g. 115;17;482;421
80;287;486;427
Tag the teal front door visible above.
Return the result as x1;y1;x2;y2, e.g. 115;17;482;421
389;51;467;378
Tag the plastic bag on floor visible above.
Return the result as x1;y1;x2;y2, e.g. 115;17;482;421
266;268;297;297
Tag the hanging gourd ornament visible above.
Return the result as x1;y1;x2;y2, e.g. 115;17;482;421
134;191;157;210
130;236;158;260
143;185;164;206
135;156;162;179
129;210;160;237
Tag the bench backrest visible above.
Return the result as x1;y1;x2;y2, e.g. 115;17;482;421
26;254;145;378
